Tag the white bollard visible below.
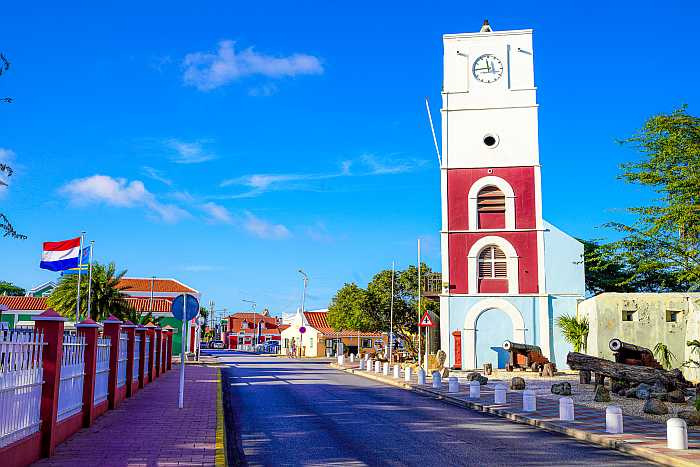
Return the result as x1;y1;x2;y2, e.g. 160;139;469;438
375;361;381;373
432;372;442;388
350;354;355;363
366;360;373;372
559;397;574;421
365;354;370;361
469;380;481;399
393;364;400;378
404;366;413;382
383;362;389;376
605;406;624;434
448;377;459;393
418;368;426;385
337;355;344;366
494;384;507;404
523;389;536;412
667;418;688;450
358;359;365;370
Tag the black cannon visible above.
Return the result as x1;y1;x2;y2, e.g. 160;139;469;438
609;338;662;369
502;340;551;371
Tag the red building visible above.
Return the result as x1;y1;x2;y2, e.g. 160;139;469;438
225;312;283;349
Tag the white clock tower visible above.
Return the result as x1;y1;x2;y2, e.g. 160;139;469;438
438;21;585;370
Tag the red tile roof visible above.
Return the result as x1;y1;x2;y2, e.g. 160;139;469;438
227;313;281;333
303;311;383;338
117;278;197;294
125;297;174;313
0;296;48;311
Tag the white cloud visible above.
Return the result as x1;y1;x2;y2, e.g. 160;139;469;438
201;202;233;224
142;166;173;186
305;221;333;243
60;174;189;223
183;40;323;91
248;83;278;97
243;211;290;239
166;139;216;164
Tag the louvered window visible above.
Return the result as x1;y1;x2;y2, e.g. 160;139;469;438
477;186;506;213
478;246;507;279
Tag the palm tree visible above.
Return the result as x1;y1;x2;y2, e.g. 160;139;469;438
652;342;677;369
555;313;589;353
48;262;132;321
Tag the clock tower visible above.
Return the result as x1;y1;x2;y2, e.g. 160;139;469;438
438;21;585;370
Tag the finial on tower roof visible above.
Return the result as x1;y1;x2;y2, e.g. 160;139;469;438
480;19;493;33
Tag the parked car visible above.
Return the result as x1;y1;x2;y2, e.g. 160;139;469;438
211;340;225;349
200;341;210;349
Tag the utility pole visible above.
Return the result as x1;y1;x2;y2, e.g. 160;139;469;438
243;299;257;347
298;269;308;357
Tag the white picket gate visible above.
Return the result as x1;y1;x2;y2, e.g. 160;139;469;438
57;333;86;422
93;336;110;405
0;330;44;448
132;335;141;380
117;333;128;388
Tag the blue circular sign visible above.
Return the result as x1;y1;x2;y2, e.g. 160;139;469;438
299;326;306;334
171;294;200;322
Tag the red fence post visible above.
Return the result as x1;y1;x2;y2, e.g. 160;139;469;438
145;323;156;383
122;321;136;397
154;327;163;378
33;309;65;458
136;325;146;389
102;315;122;409
76;319;99;428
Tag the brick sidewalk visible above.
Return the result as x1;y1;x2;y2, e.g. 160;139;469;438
33;364;220;467
334;361;700;466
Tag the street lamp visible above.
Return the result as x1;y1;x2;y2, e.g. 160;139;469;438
298;270;308;357
242;299;257;347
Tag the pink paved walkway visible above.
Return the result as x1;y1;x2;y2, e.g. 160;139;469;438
34;365;219;467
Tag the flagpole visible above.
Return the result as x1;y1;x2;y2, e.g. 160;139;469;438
417;239;421;369
389;260;394;365
86;241;95;320
76;231;85;321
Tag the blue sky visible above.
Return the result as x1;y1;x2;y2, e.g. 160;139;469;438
1;1;698;316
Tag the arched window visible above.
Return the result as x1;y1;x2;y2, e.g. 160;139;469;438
477;186;506;229
478;245;508;293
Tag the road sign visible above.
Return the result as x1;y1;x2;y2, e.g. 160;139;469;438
299;326;306;334
418;310;435;327
171;294;200;322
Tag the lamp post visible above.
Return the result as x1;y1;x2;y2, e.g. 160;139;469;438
242;299;257;348
298;270;308;356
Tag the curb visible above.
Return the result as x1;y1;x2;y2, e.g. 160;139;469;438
215;368;228;467
331;364;693;467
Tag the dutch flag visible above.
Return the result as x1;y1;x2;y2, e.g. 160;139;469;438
40;237;82;272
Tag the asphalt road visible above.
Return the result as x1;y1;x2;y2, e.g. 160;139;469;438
212;351;652;467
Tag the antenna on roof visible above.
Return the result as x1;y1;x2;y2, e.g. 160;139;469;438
480;19;493;32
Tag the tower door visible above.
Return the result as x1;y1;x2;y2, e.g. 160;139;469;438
475;308;512;369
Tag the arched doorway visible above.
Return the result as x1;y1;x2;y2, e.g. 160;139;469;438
463;298;526;369
475;308;511;368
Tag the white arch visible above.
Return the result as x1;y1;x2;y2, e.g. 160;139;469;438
467;236;519;294
467;176;516;231
462;298;527;369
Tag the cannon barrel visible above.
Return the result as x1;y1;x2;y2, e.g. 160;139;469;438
502;341;542;353
609;338;653;355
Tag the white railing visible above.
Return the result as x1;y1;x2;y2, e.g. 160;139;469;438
57;333;85;422
93;336;110;405
132;335;141;380
0;329;44;448
117;333;128;387
144;338;150;376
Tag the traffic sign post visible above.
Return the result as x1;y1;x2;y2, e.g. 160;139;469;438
418;310;435;327
171;293;200;409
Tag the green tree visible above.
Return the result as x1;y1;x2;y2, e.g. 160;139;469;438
0;280;25;296
48;262;132;321
653;342;677;370
327;263;439;358
555;313;589;353
604;106;700;291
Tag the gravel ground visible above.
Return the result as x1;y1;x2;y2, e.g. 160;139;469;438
453;368;698;429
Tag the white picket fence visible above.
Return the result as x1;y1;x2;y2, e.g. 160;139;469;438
93;337;110;405
0;330;44;448
117;333;128;388
144;338;150;375
132;335;141;380
57;333;86;422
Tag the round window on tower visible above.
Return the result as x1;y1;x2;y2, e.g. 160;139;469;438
483;134;499;148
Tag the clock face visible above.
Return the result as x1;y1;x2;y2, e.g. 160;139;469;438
472;54;503;83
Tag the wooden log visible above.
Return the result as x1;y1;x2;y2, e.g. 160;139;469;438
567;352;690;389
